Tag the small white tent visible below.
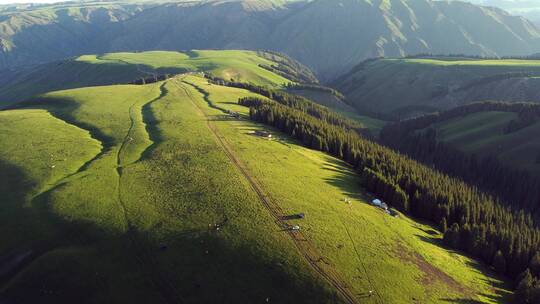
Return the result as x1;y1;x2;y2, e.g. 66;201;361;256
371;199;382;206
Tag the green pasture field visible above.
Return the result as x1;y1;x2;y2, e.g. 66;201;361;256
0;80;337;303
180;75;511;303
0;52;514;303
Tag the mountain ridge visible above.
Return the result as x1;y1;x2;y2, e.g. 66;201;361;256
1;0;540;79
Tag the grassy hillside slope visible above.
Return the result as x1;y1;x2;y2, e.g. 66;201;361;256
94;50;292;85
181;75;511;303
0;73;511;303
431;111;540;176
335;57;540;117
0;80;340;303
0;50;294;107
286;88;387;136
0;49;514;303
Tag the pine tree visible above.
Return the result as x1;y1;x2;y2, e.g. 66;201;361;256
493;250;507;274
393;187;409;212
515;269;533;303
439;217;447;233
530;284;540;303
530;252;540;276
443;223;460;248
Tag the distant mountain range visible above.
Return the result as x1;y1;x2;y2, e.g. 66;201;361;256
1;0;540;80
465;0;540;25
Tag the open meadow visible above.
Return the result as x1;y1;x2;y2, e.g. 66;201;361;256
0;51;516;303
0;50;292;108
179;75;511;303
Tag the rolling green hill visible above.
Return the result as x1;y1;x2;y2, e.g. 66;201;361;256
0;50;304;107
0;79;339;304
0;51;510;303
334;57;540;118
1;0;540;79
429;110;540;177
378;102;540;226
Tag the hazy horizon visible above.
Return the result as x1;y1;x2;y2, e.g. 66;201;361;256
0;0;69;4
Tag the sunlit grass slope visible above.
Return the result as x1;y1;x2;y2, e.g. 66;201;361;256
87;50;291;86
0;50;291;107
0;80;338;303
0;109;101;253
181;75;511;303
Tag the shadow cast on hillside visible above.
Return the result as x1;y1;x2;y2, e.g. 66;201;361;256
6;97;121;184
0;58;188;108
414;234;441;246
0;160;57;287
321;156;365;202
414;231;512;302
9;96;115;148
440;288;513;304
1;90;342;301
0;159;341;304
140;83;168;161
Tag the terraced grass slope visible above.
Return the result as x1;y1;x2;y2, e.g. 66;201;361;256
431;111;540;176
334;57;540;117
0;50;295;108
0;70;512;303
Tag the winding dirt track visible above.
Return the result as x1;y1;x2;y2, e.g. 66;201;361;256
178;79;358;304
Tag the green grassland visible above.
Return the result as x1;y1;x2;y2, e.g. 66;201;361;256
432;111;540;176
88;50;292;86
181;75;510;303
0;50;291;108
0;52;512;303
0;109;102;253
335;57;540;117
0;80;338;303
